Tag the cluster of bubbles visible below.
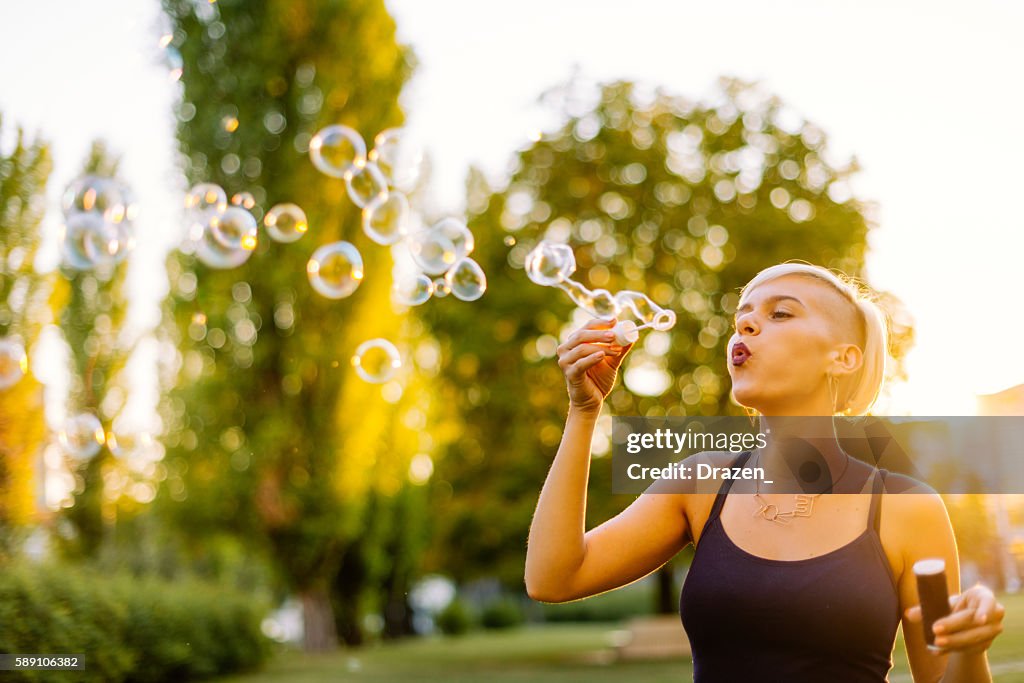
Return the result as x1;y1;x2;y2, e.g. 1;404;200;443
307;125;488;382
56;411;158;461
308;125;488;307
525;241;677;345
59;175;138;270
0;338;28;390
183;183;309;269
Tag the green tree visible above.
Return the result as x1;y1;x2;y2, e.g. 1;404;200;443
0;115;53;561
159;0;423;649
57;142;134;560
423;78;911;611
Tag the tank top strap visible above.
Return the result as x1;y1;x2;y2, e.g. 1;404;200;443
706;450;754;524
867;468;889;534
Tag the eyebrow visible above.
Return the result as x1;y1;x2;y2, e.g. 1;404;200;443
735;295;806;315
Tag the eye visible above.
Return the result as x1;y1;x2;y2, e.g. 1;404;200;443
769;310;792;320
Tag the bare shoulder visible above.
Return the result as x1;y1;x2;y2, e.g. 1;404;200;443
644;450;750;544
878;475;951;553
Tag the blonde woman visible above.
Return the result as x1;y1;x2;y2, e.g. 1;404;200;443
526;263;1004;682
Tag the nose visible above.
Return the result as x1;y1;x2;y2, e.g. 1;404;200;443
735;311;759;336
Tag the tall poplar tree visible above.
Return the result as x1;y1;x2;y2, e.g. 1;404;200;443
160;0;420;649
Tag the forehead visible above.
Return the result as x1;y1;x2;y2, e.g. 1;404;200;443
739;273;845;311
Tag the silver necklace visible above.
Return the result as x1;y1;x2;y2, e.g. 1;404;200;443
752;450;850;525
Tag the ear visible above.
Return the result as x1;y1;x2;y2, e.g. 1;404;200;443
829;343;863;377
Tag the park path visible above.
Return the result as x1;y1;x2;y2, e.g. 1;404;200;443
890;660;1024;682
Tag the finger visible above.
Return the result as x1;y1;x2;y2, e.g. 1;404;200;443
970;592;998;626
560;343;610;369
933;623;1003;651
568;328;618;348
934;607;985;634
904;605;922;623
565;351;605;380
582;316;617;330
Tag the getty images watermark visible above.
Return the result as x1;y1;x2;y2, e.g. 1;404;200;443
611;416;1024;495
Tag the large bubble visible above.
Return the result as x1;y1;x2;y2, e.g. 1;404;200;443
309;125;367;179
60;212;123;270
62;175;129;224
208;206;259;251
59;412;105;460
345;161;388;208
0;338;28;390
369;128;424;192
351;338;401;384
525;241;576;286
408;218;473;276
195;209;258;269
444;257;487;302
362;191;410;245
264;203;308;243
307;241;364;299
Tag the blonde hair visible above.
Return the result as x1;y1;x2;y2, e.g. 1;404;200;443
739;262;889;416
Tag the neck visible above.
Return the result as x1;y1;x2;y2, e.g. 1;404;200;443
754;416;849;494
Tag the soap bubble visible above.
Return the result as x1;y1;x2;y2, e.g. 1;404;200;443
231;191;256;210
408;230;457;276
444;257;487;302
431;218;474;260
195;210;258;269
59;412;105;460
307;241;363;299
392;273;434;306
62;175;127;223
0;339;28;390
60;212;121;270
351;338;401;384
614;291;677;330
185;183;228;215
309;124;366;179
407;218;473;276
525;241;576;285
362;191;409;245
432;278;451;298
559;280;619;318
369;128;424;191
345;161;388;208
208;206;259;251
264;203;308;243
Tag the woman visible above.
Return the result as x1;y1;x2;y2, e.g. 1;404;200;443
525;263;1005;682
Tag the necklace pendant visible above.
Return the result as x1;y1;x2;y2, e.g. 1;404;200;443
793;494;815;518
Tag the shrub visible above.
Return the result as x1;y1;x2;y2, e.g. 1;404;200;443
480;598;524;630
0;562;270;682
435;599;474;636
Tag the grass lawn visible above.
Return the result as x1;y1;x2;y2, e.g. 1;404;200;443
217;592;1024;682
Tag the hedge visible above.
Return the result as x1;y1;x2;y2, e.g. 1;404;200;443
0;562;271;682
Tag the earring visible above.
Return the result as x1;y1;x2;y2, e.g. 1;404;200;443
827;373;839;415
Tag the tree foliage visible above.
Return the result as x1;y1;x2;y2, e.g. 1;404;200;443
0;115;53;560
422;78;912;593
159;0;426;648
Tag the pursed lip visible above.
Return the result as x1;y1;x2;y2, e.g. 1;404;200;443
731;341;752;366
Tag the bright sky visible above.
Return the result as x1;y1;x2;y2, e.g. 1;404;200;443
1;0;1021;417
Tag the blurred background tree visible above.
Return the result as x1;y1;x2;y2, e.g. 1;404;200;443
422;77;913;612
56;142;136;561
0;115;53;562
159;0;430;650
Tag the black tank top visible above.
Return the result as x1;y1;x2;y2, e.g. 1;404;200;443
679;451;900;682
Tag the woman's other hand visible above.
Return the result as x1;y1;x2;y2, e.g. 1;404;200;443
556;317;633;415
905;583;1005;656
